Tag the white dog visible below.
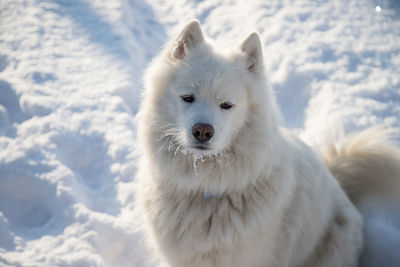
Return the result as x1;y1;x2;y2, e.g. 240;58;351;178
136;20;400;267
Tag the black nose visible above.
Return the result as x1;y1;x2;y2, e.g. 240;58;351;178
192;123;214;143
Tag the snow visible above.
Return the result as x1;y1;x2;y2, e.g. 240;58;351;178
0;0;399;266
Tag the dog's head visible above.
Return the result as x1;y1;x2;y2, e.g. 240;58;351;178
143;21;266;157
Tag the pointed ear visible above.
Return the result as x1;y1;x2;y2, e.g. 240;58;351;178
239;32;263;73
171;20;204;60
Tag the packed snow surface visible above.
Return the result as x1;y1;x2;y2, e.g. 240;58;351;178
0;0;399;266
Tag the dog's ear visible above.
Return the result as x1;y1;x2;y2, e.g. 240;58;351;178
239;32;263;73
170;20;204;60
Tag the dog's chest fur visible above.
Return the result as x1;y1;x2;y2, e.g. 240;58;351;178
141;164;298;267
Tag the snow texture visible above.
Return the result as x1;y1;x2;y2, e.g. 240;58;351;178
0;0;399;266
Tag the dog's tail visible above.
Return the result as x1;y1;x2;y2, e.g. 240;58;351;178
322;127;400;207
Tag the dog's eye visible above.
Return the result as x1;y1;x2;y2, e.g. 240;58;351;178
181;95;195;103
220;102;233;110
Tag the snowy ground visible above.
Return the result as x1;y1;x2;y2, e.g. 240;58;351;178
0;0;399;266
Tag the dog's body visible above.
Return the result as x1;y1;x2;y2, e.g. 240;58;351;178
136;21;400;267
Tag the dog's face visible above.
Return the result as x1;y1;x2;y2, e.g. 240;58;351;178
155;21;264;157
170;57;248;155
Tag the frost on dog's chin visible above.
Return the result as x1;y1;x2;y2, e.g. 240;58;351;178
189;150;226;176
192;152;208;176
173;144;227;175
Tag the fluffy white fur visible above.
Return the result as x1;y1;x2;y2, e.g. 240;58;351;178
136;20;400;267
